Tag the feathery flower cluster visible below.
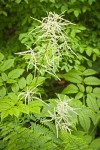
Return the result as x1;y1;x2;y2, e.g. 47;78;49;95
18;86;41;104
17;12;75;79
44;97;77;138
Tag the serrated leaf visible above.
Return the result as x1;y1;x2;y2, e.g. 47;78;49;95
77;84;85;92
0;87;6;98
1;111;9;121
31;77;45;86
18;77;26;89
62;70;82;84
11;83;19;93
29;100;44;107
79;112;90;132
0;102;10;112
75;92;83;99
26;73;33;85
1;73;8;81
28;100;44;114
93;87;100;98
86;93;99;112
84;77;100;85
29;106;40;114
86;109;97;125
0;59;14;71
7;79;17;83
90;138;100;150
9;107;20;117
8;69;24;79
18;103;29;114
62;84;78;94
86;86;93;93
83;69;97;76
8;93;19;100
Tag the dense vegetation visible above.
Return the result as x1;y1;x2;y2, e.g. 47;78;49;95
0;0;100;149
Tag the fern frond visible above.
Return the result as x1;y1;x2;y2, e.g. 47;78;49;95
60;131;92;150
0;122;59;150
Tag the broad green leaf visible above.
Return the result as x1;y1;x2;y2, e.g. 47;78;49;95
1;111;9;121
8;92;19;100
75;92;83;99
62;84;78;94
93;87;100;98
85;109;98;125
82;135;92;145
18;77;26;89
0;59;14;71
86;47;92;56
11;83;19;93
69;99;83;108
79;113;90;132
18;103;29;114
83;69;96;76
74;9;81;17
90;138;100;150
8;69;24;79
31;77;45;86
86;86;93;93
28;100;44;113
86;93;99;112
0;53;4;61
1;73;8;81
7;79;17;83
0;99;17;107
9;107;20;117
29;100;44;107
29;106;40;114
26;73;33;85
62;72;82;83
0;102;10;112
84;77;100;85
0;87;6;98
77;84;85;92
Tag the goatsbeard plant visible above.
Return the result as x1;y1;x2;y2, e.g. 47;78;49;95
17;12;76;79
17;12;79;138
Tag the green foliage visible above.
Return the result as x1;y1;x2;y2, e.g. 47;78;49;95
0;0;100;149
0;122;58;150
